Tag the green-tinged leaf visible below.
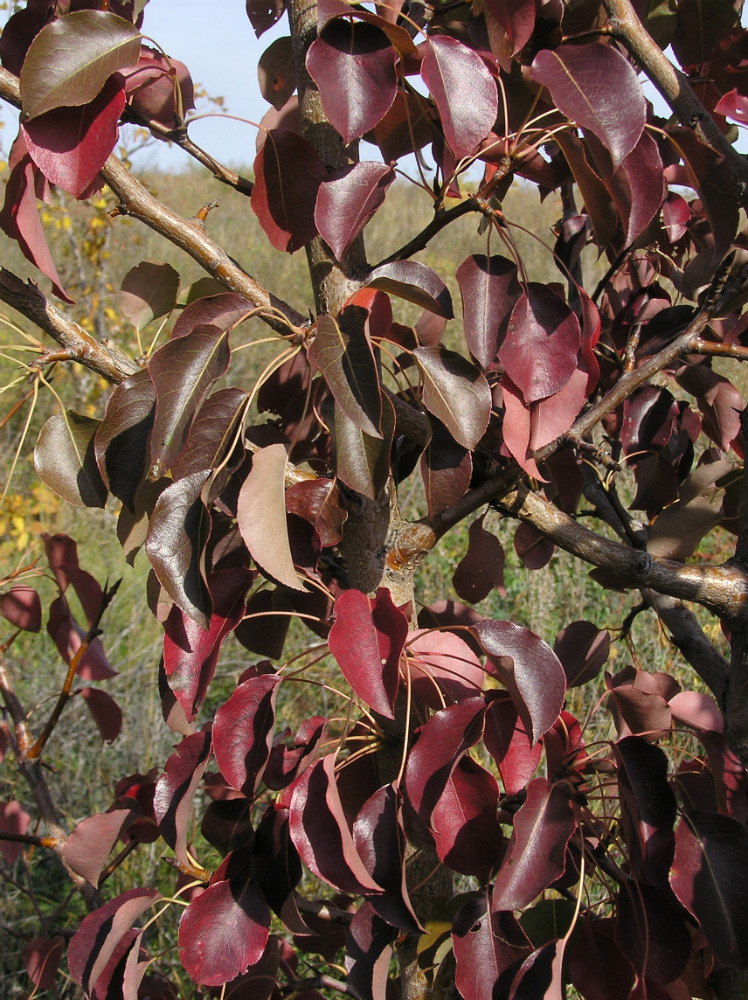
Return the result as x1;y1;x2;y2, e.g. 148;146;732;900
94;368;155;511
413;346;491;450
20;10;142;120
145;470;212;629
307;308;382;438
148;325;230;480
237;443;306;591
34;411;107;508
332;393;395;499
121;260;180;331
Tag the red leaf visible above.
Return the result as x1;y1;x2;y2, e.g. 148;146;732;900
420;418;472;516
0;585;41;632
367;260;454;318
258;35;295;111
431;755;503;880
81;687;123;743
306;19;398;144
414;345;491;450
453;517;506;604
154;730;212;877
485;0;535;56
328;588;407;718
456;254;520;370
614;737;676;885
0;800;30;865
500;284;580;404
63;810;132;887
47;596;116;680
213;674;280;795
315;162;394;260
345;901;398;1000
251;130;327;252
500;376;540;479
553;620;609;687
492;778;576;911
473;620;566;744
421;36;498;159
22;75;124;197
402;629;484;708
123;46;195;126
529;367;588;452
615;882;690;984
452;896;531;1000
289;755;382;894
530;42;645;168
567;917;635;1000
484;697;542;796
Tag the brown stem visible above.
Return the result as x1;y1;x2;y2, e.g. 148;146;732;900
0;831;57;848
376;198;479;266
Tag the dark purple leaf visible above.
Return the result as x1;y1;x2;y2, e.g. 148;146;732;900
154;730;212;878
606;679;671;738
81;687;123;743
513;522;554;571
0;4;55;77
453;517;506;603
19;10;141;119
95;367;156;510
289;755;382;894
264;715;325;790
485;0;535;56
456;254;520;370
492;778;575;911
421;36;498;159
172;387;247;483
253;805;303;918
47;596;116;680
452;896;531;1000
62;810;132;887
612;130;665;245
0;800;30;865
332;392;394;499
555;131;618;249
553;620;609;687
567;917;635;1000
0;585;41;632
328;588;407;718
367;260;453;318
307;20;398;144
251;129;328;252
258;35;295;110
508;938;566;1000
671;0;739;66
315;162;395;260
432;755;503;881
615;882;690;984
500;284;580;405
670;810;748;968
34;410;107;508
413;346;491;450
246;0;285;36
308;308;382;438
213;674;280;795
345;901;398;1000
472;620;566;744
171;291;254;340
42;533;102;621
530;42;645;168
121;260;181;331
123;46;195;126
420;417;471;517
22;937;64;993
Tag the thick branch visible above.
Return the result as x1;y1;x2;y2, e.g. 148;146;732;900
601;0;748;207
0;268;139;383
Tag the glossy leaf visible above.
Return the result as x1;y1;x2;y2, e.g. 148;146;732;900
121;260;180;331
367;260;453;319
456;254;520;369
413;346;491;450
421;36;498;159
553;620;609;687
432;755;503;880
403;629;484;708
453;896;531;1000
258;35;295;110
213;674;280;795
20;10;141;120
328;588;407;718
530;42;645;168
306;19;398;144
154;730;212;877
315;162;395;260
172;387;247;483
34;410;107;508
63;810;132;887
95;367;156;510
484;698;542;796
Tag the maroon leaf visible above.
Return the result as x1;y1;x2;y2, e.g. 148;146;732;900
68;888;160;998
306;20;398;144
153;730;212;877
47;596;116;680
123;46;195;126
121;260;181;331
453;896;531;1000
485;0;535;56
612;130;666;246
315;162;395;260
34;410;107;508
670;810;748;968
22;937;64;992
513;522;554;571
246;0;285;36
0;800;30;865
615;882;690;984
431;755;503;881
420;419;472;517
0;585;41;632
345;901;398;1000
95;367;156;509
328;588;407;718
81;687;123;743
671;0;739;66
332;392;395;499
500;284;581;404
172;387;248;483
178;855;270;986
171;291;254;340
367;260;453;319
402;629;484;708
553;620;609;687
237;443;306;591
213;674;280;795
251;130;327;252
530;42;645;168
492;778;576;911
508;938;566;1000
258;35;296;111
472;620;566;744
289;755;382;894
63;810;133;887
413;346;491;450
453;517;506;604
501;376;540;479
308;308;382;438
567;917;635;1000
484;698;542;796
456;254;520;370
421;36;498;159
148;325;230;480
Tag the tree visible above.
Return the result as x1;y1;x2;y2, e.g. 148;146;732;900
2;0;748;996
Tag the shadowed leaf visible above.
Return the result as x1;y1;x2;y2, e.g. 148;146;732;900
213;674;280;795
315;162;395;260
0;585;41;632
121;260;181;331
414;346;491;450
367;260;453;318
456;254;520;369
154;730;212;877
34;411;107;508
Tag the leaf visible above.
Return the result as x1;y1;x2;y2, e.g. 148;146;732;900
1;585;41;632
63;810;133;887
22;937;64;993
237;443;305;591
258;35;295;111
367;260;453;319
68;888;160;999
670;810;748;968
34;410;107;508
615;882;690;984
307;308;382;438
172;387;247;483
213;675;280;795
403;629;484;709
530;42;645;168
671;0;739;66
567;916;636;1000
95;367;156;510
306;19;398;144
315;162;395;261
332;392;394;499
81;687;123;743
484;697;542;796
47;595;116;681
154;730;212;877
555;131;618;249
345;902;398;1000
148;324;230;479
246;0;285;36
553;620;609;687
492;778;576;911
432;755;503;881
452;897;531;1000
171;291;254;339
472;621;566;744
121;260;181;331
0;800;30;865
421;36;498;159
328;588;407;718
289;755;382;895
420;418;472;517
20;10;142;120
123;45;195;126
251;128;327;253
456;254;520;369
499;284;581;404
22;75;124;197
145;469;212;629
485;0;535;56
453;517;506;604
413;346;491;450
178;853;270;987
508;938;566;1000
